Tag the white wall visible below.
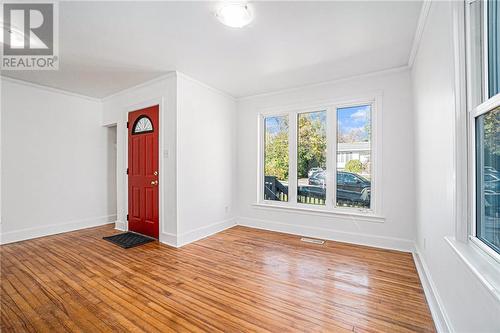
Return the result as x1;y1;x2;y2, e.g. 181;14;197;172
0;78;115;243
102;72;236;246
102;74;178;244
176;73;236;245
411;2;500;332
236;68;416;251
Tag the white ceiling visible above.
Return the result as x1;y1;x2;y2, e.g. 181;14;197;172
2;1;422;99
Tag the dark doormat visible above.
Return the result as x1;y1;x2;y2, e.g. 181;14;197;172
103;232;155;249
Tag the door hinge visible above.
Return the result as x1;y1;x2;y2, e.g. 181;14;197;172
126;168;129;175
126;214;129;221
127;122;129;128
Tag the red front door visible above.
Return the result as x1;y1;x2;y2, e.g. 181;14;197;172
128;105;159;239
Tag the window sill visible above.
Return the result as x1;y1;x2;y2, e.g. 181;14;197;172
445;236;500;303
252;202;385;223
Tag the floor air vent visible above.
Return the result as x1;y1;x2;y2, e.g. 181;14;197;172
300;237;325;245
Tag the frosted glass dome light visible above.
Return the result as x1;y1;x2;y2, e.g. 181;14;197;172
217;4;253;28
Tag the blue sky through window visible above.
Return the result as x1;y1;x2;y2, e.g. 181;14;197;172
265;116;288;135
265;105;370;140
337;105;371;142
303;110;326;123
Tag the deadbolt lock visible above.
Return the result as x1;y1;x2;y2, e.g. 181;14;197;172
154;171;158;176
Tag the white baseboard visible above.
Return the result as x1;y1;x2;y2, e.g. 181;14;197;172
413;248;453;333
236;216;415;252
159;231;177;247
114;220;126;231
0;214;117;245
177;217;236;247
158;218;237;248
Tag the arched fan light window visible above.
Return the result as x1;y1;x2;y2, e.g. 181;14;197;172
132;116;153;134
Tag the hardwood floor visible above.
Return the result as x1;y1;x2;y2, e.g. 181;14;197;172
0;224;435;332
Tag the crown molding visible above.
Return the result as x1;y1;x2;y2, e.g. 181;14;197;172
237;65;410;101
100;71;177;103
1;72;179;104
408;0;432;68
176;71;236;102
0;75;101;102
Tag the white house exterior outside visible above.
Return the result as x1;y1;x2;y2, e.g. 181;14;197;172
337;142;371;170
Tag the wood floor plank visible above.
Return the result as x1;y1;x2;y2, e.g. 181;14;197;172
1;224;435;332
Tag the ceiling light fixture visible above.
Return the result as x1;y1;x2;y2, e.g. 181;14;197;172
216;3;253;28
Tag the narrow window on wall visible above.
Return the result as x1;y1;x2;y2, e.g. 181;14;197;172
263;115;289;202
466;0;500;257
297;110;327;205
336;105;372;209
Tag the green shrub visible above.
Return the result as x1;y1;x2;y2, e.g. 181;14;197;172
345;159;362;173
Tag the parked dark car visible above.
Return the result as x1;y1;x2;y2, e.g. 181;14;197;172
484;166;500;176
306;171;371;206
308;167;324;178
337;171;371;206
484;172;500;217
308;171;326;185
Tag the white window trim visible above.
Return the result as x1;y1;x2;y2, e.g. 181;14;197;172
451;0;500;298
256;93;383;221
464;0;500;263
446;236;500;303
468;93;500;264
252;202;385;223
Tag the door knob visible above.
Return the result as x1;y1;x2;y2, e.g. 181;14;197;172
151;180;158;186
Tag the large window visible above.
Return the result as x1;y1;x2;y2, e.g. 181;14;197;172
260;99;377;215
467;0;500;256
336;105;371;209
297;111;327;205
263;115;289;202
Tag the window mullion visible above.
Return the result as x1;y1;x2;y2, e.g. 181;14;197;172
370;101;378;214
329;106;337;208
288;113;298;205
259;115;266;203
